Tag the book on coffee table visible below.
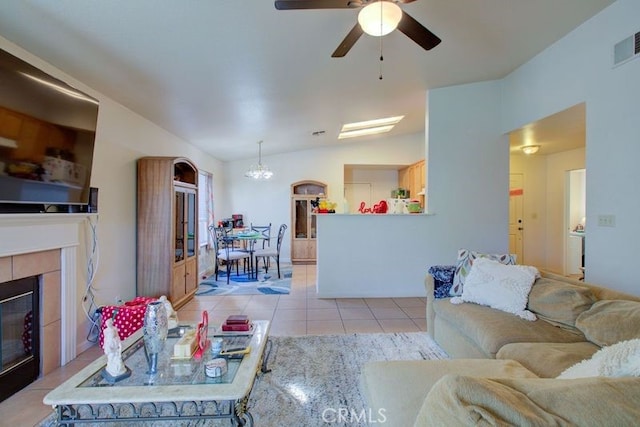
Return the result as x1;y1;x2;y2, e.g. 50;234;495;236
225;314;250;325
221;322;251;332
220;315;251;331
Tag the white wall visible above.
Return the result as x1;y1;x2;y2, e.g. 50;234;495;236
0;37;227;353
426;80;510;257
501;0;640;293
224;134;425;263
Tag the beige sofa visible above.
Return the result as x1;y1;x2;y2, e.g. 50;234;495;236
361;270;640;426
427;270;640;377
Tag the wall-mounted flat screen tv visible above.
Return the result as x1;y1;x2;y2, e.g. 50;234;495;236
0;47;98;212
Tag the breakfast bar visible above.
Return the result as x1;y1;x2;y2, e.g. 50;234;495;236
315;213;436;298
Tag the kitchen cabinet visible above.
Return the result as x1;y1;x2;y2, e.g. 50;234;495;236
291;180;327;264
0;108;23;140
137;157;198;309
399;159;426;208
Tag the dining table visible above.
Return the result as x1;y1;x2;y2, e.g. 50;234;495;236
225;230;263;280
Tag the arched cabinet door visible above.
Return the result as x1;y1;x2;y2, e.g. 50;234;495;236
291;180;327;264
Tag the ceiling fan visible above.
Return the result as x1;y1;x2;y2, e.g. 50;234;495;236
274;0;441;57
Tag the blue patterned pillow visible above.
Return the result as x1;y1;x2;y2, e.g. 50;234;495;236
428;265;455;299
451;249;517;296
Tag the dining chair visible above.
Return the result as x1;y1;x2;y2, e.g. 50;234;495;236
254;224;287;279
208;225;250;284
250;223;272;249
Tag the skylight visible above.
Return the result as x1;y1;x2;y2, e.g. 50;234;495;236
338;115;404;140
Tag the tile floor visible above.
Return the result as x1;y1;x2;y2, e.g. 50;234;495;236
0;264;427;426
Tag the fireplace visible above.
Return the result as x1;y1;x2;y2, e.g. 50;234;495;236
0;276;39;402
0;213;88;400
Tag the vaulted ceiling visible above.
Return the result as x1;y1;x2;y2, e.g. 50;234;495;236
0;1;613;160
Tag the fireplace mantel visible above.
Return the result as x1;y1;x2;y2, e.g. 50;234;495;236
0;213;91;258
0;212;97;365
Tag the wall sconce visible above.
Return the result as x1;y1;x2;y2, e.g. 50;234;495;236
521;145;540;155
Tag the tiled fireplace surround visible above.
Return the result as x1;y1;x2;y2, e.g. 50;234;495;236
1;249;61;376
0;214;88;377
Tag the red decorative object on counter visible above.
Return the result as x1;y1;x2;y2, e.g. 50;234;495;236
358;200;388;214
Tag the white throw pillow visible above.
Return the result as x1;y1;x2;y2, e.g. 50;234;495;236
450;249;517;296
557;339;640;379
450;258;539;321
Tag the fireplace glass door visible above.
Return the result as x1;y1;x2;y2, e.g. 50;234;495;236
0;276;39;402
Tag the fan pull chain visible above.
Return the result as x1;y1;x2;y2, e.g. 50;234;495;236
379;1;384;80
379;32;384;80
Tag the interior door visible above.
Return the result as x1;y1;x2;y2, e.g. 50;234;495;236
509;174;524;263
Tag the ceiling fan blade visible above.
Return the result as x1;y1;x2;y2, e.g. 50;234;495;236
397;11;441;51
274;0;356;10
331;23;364;57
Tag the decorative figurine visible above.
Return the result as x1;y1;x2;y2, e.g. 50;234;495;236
101;318;131;383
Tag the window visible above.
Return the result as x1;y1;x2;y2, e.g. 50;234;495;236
198;171;214;247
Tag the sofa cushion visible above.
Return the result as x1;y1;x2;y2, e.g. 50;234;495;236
451;249;516;296
417;374;640;427
558;338;640;379
361;359;536;427
575;300;640;346
497;341;599;378
527;277;595;332
451;258;539;320
434;298;587;358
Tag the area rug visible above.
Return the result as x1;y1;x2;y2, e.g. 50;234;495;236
196;263;292;296
37;332;448;427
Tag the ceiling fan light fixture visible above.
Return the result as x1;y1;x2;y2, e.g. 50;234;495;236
521;145;540;155
245;140;274;180
358;1;403;37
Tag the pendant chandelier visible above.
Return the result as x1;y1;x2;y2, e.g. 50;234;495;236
245;140;273;180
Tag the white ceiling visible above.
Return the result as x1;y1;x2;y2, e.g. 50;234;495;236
0;0;613;161
509;103;586;157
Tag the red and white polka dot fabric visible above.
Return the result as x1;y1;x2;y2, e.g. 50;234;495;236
22;310;33;354
99;296;156;348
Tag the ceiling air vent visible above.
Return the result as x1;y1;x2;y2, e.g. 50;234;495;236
613;31;640;67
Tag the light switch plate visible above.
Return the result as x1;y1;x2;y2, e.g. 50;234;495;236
597;214;616;227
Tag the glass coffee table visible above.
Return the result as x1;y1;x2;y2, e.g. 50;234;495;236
44;320;271;426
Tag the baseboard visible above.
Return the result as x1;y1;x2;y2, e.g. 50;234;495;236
76;339;97;356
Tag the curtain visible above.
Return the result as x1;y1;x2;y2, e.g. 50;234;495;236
198;171;215;248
